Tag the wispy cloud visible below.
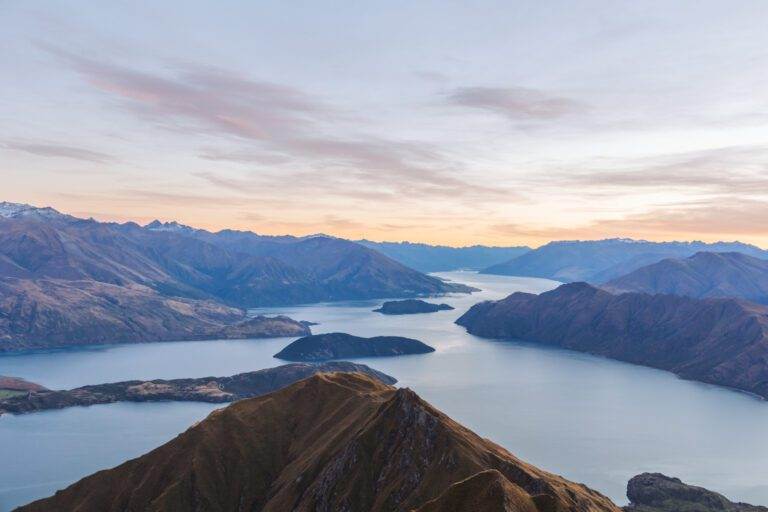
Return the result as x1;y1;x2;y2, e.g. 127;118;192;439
493;197;768;241
596;198;768;237
45;46;333;142
447;86;587;121
46;47;521;204
553;145;768;196
1;140;114;163
197;148;292;165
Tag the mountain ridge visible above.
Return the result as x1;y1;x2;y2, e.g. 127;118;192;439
603;251;768;304
359;239;530;272
481;238;768;282
0;202;469;351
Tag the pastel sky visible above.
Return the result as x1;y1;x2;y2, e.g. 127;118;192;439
3;1;768;247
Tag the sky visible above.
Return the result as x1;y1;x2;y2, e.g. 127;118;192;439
2;1;768;247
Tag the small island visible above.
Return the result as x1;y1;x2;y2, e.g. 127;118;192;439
0;362;395;416
373;299;454;315
273;332;435;361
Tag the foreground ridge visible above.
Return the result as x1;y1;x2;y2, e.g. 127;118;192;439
18;372;620;512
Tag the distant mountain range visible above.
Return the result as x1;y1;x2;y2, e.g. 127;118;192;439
603;251;768;304
18;371;621;512
0;202;470;350
359;240;530;273
457;282;768;399
481;238;768;283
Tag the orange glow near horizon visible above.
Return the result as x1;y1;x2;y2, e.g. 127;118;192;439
3;2;768;251
13;193;764;250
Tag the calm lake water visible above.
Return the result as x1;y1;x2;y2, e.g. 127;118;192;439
1;271;767;510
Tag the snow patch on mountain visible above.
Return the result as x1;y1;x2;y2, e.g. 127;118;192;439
0;202;66;219
144;220;198;234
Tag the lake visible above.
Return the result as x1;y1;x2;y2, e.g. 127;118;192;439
1;271;767;511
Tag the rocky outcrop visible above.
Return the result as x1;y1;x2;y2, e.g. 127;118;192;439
624;473;767;512
604;252;768;304
456;282;768;399
17;372;621;512
0;362;394;415
374;299;455;315
274;332;436;361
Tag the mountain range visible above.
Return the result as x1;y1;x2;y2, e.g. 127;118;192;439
0;202;471;350
18;371;621;512
603;251;768;304
481;238;768;283
359;240;530;273
456;282;768;399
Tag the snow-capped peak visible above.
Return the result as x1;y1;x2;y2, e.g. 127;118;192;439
0;201;66;220
145;220;197;234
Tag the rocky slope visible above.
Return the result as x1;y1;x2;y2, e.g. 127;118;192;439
0;278;309;352
17;372;621;512
604;252;768;304
456;283;768;399
274;332;436;361
624;473;767;512
0;362;393;415
358;240;530;272
374;299;454;315
481;239;768;282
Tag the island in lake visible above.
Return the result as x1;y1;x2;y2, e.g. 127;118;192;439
273;332;435;361
0;362;394;416
373;299;454;315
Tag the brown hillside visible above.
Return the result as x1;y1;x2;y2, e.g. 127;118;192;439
18;372;620;512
